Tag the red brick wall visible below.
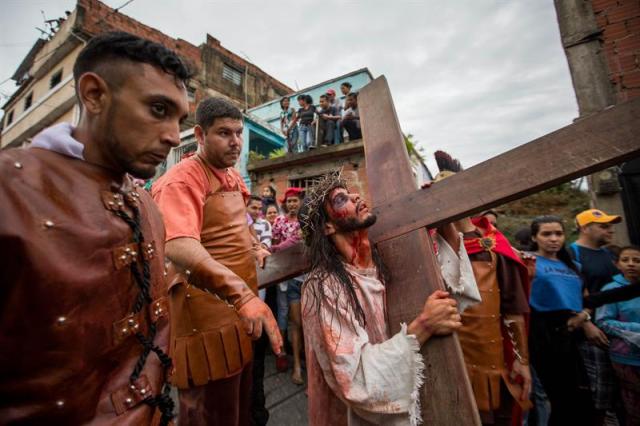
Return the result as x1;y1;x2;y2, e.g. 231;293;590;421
75;0;291;109
250;150;371;209
592;0;640;102
77;0;202;67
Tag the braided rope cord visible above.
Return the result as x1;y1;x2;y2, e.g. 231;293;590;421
115;192;174;425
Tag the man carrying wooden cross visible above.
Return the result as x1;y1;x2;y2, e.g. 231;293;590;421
298;171;468;426
260;76;639;425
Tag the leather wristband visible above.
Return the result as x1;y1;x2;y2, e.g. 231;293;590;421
503;317;529;365
188;256;256;310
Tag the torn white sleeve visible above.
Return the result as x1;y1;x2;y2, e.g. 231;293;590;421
311;300;424;425
435;232;481;312
348;324;425;426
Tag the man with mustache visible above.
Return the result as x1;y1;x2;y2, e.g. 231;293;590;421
299;172;463;425
152;97;281;426
0;32;191;424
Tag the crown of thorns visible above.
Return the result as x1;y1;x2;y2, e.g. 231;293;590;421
299;170;348;244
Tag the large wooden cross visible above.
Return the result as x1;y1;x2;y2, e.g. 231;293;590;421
258;76;640;425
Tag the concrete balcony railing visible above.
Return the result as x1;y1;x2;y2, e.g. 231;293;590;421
247;139;364;174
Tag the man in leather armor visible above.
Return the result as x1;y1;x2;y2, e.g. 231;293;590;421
455;216;532;425
433;152;532;425
152;97;282;425
0;32;191;425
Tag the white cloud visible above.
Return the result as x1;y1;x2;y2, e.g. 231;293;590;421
1;0;577;171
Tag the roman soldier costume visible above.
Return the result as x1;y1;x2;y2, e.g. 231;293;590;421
153;154;258;425
433;151;531;424
459;217;532;421
0;125;173;425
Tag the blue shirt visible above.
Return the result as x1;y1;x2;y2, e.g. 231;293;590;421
530;255;583;312
596;274;640;366
569;243;619;293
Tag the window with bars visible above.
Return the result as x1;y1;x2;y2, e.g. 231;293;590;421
289;174;327;190
174;142;198;164
6;110;14;126
222;64;242;86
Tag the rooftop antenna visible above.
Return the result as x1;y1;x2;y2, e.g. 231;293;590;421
35;27;50;39
37;10;56;39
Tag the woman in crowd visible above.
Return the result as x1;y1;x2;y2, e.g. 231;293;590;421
290;94;316;151
279;97;298;153
271;188;305;384
596;246;640;426
264;203;279;226
261;185;277;213
528;215;594;425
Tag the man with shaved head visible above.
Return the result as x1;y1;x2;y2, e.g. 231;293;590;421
0;32;192;424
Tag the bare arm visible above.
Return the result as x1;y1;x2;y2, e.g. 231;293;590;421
288;110;299;131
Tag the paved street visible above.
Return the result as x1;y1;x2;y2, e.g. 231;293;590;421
264;353;308;425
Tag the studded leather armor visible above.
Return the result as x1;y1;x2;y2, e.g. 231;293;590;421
0;148;170;425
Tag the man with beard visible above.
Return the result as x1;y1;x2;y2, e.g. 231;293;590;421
0;32;191;424
299;172;463;425
569;209;623;425
152;97;281;426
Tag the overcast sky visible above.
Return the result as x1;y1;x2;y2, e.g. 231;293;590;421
1;0;578;171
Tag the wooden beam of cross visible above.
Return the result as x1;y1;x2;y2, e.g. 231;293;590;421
358;76;479;424
369;95;640;243
258;80;640;290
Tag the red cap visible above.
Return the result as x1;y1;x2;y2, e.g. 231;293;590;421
326;89;336;95
280;187;304;203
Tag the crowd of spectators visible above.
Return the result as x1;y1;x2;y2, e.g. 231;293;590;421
279;81;361;154
247;185;307;385
487;209;640;426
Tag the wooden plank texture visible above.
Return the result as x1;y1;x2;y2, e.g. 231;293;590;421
369;97;640;243
258;94;640;290
359;76;481;425
257;243;308;289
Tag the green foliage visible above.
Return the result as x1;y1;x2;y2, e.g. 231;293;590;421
268;148;287;159
248;150;265;163
403;133;425;162
497;182;590;243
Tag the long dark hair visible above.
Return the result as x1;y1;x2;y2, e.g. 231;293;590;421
299;187;388;330
530;215;579;274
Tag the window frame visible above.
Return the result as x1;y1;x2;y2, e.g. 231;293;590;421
49;69;63;89
24;92;33;111
222;64;243;86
